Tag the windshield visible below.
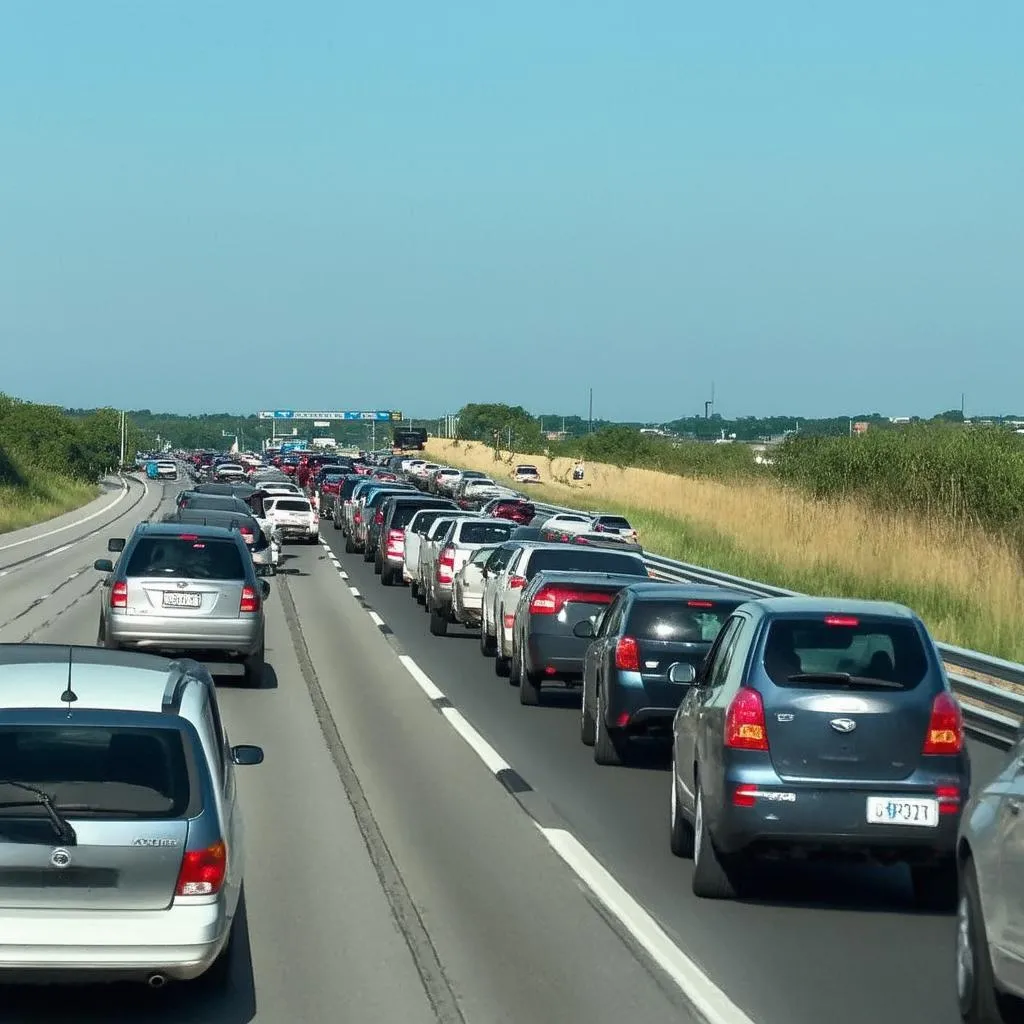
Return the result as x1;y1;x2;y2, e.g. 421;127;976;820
0;725;195;819
125;536;246;580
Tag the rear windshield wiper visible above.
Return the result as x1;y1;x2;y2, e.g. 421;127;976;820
785;672;905;690
0;781;78;843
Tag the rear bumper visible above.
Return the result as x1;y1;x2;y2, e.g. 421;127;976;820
106;613;263;656
605;675;689;731
0;899;231;982
525;633;589;679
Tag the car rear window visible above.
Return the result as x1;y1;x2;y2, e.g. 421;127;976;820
525;550;647;579
390;503;449;529
596;516;632;530
763;618;929;690
126;536;246;580
182;496;249;514
410;509;447;535
516;466;538;473
458;522;515;545
274;499;312;512
0;725;196;819
626;599;740;642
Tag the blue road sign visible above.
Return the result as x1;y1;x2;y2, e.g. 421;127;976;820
258;410;399;421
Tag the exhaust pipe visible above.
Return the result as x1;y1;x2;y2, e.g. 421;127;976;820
146;973;168;989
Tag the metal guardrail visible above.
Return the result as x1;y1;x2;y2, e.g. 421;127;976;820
528;499;1024;749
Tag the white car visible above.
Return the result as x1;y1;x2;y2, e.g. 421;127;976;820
512;464;541;484
263;496;319;544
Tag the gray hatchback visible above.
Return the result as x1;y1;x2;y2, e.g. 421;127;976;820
669;597;969;907
94;523;270;687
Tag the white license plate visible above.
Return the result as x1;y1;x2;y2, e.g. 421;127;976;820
866;796;939;827
163;592;201;609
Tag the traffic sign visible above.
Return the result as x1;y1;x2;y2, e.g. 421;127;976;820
258;410;401;421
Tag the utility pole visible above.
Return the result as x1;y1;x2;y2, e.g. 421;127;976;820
961;392;966;418
588;388;593;434
119;411;126;467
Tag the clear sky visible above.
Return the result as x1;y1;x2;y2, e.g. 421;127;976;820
1;1;1020;423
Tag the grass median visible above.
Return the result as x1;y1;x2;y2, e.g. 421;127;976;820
425;439;1024;664
0;470;99;535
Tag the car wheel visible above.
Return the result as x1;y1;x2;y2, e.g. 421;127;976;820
381;566;394;586
362;545;374;563
332;516;340;530
912;857;958;912
691;781;739;899
344;534;355;554
593;686;623;766
429;605;448;636
669;751;695;857
242;645;265;688
373;553;383;575
518;648;542;705
957;855;1010;1023
480;624;496;656
494;651;510;677
579;680;596;746
410;580;419;600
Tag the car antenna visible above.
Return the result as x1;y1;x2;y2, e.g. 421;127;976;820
60;647;78;716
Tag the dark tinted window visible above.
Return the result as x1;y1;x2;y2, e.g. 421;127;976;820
0;725;195;819
274;499;312;512
458;522;515;545
763;618;929;690
126;536;246;580
625;600;739;642
410;510;447;535
181;496;249;514
390;503;451;529
596;516;632;530
524;550;647;580
340;476;363;500
512;527;542;540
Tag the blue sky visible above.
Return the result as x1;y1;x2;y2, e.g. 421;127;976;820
1;1;1020;423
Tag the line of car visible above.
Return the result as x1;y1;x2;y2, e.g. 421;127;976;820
332;450;1024;1024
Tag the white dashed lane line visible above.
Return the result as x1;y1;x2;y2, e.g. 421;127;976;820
331;565;757;1024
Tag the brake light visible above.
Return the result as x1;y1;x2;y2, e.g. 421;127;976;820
239;527;254;544
922;692;964;755
374;508;384;526
732;784;758;808
178;534;198;541
240;585;260;614
824;616;859;627
614;636;640;671
111;581;128;609
528;586;612;615
386;529;405;555
175;840;227;896
354;512;362;524
687;600;714;608
437;545;456;584
508;575;526;589
724;688;769;750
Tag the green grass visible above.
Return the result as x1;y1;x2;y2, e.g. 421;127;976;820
0;471;99;535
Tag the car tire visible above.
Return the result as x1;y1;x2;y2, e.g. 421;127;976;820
410;580;419;600
381;566;394;586
429;606;448;636
691;781;739;899
373;553;383;575
579;682;596;745
363;545;374;563
480;624;496;656
956;855;1011;1023
518;649;542;706
494;652;510;677
332;516;340;530
242;645;265;688
593;687;623;766
912;857;958;912
345;534;355;554
669;752;695;857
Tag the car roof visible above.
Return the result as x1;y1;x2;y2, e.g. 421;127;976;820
0;645;211;716
620;583;751;602
748;596;918;620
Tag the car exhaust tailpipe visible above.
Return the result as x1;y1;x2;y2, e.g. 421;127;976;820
146;973;167;989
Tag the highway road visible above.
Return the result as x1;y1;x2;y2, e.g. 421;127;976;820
318;520;1008;1024
0;480;703;1024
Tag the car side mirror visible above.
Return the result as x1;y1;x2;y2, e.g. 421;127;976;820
667;662;697;685
259;580;271;600
93;558;114;573
573;619;596;639
107;538;125;553
231;744;264;766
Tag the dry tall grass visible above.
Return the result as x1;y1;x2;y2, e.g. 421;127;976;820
0;474;98;535
426;440;1024;661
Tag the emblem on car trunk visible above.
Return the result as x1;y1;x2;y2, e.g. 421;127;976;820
830;718;857;733
132;838;179;847
50;848;71;869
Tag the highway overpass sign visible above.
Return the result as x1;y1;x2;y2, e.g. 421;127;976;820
258;410;401;421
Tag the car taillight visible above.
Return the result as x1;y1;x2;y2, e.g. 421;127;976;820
175;840;227;896
240;585;260;614
936;785;961;815
437;545;456;583
386;529;405;554
508;575;526;589
354;512;362;524
529;587;614;616
374;509;384;526
724;688;769;750
614;636;640;671
111;581;128;609
922;692;964;755
240;527;254;545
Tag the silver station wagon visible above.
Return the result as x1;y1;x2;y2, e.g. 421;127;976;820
0;644;263;986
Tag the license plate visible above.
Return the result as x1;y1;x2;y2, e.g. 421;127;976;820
163;592;201;609
866;796;939;827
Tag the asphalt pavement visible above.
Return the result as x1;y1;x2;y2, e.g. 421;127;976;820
319;518;1009;1024
0;482;703;1024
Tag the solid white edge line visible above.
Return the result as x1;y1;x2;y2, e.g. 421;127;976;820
398;654;446;701
0;476;130;552
368;610;385;627
538;827;756;1024
439;706;512;775
349;587;361;597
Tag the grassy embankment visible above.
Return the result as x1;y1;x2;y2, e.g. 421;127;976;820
0;395;125;535
425;437;1024;663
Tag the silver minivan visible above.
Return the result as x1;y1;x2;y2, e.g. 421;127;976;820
94;523;269;687
0;644;263;986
